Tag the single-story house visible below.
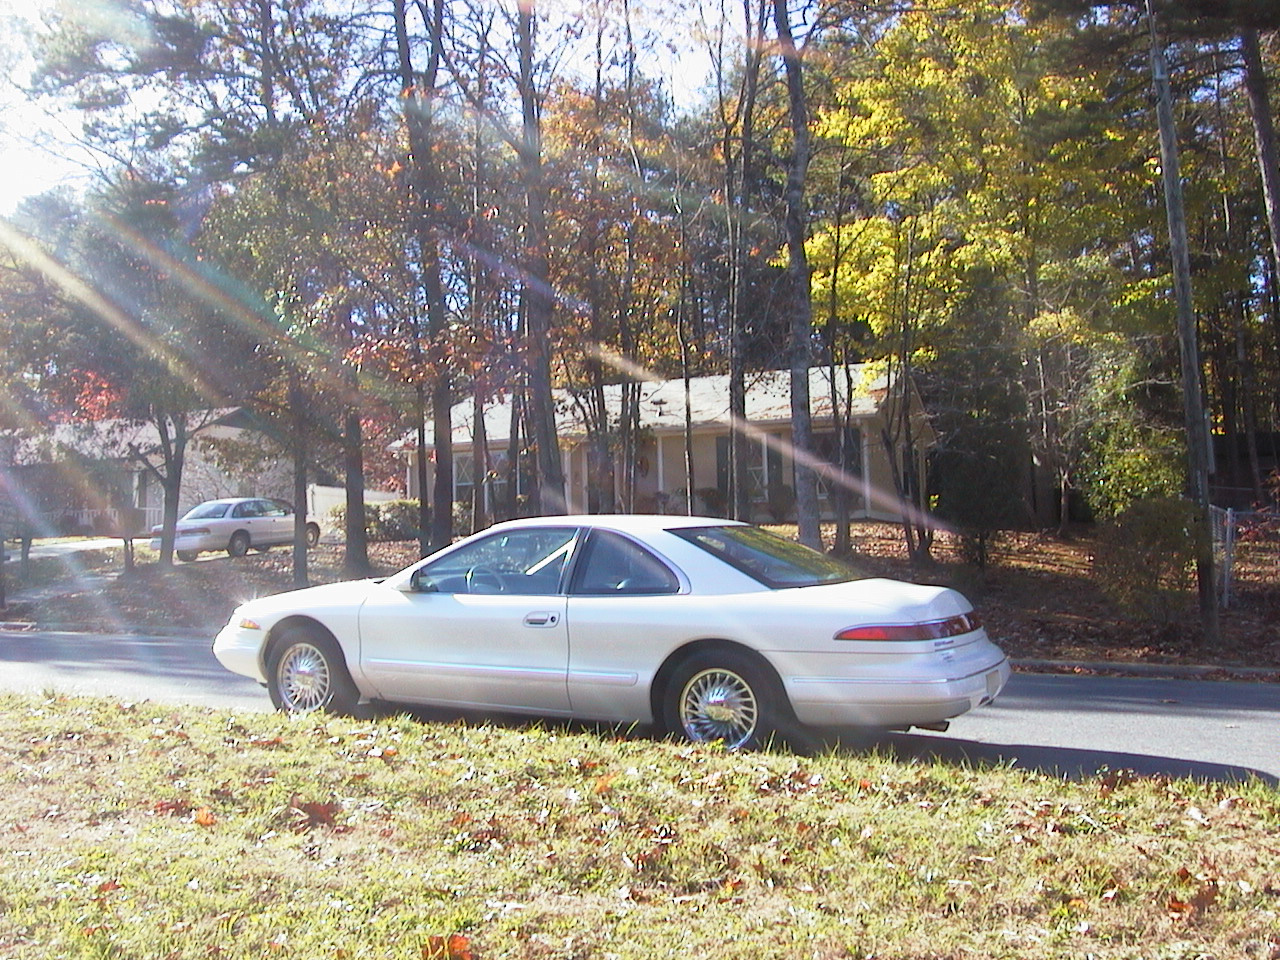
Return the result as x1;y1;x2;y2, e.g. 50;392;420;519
0;408;296;537
398;364;936;524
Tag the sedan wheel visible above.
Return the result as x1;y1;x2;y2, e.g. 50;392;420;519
305;523;321;548
227;531;250;558
267;627;360;715
176;550;199;562
664;651;784;750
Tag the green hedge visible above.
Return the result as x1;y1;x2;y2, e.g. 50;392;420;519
330;499;425;542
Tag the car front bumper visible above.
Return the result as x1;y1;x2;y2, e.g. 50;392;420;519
213;621;269;684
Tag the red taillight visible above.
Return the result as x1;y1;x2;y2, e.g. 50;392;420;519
834;612;981;642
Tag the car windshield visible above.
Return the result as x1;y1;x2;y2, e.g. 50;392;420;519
184;502;231;520
673;525;862;588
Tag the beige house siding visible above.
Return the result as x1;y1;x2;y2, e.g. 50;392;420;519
400;365;935;525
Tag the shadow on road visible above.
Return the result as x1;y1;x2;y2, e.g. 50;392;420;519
813;728;1279;787
384;705;1278;787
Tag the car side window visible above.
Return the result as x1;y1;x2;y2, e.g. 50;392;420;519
418;527;578;595
569;531;680;596
232;502;252;519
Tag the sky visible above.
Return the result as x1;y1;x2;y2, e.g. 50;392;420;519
0;0;715;217
0;0;92;215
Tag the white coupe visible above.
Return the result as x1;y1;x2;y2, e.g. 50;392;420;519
213;515;1009;748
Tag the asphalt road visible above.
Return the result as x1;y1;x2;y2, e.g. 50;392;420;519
1;627;1276;784
879;672;1280;785
0;628;265;711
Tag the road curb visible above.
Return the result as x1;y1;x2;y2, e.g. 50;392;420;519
1013;658;1280;682
0;622;212;640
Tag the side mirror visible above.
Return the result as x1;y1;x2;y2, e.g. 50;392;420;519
407;567;438;593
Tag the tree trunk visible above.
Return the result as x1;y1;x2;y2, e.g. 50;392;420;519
1242;28;1280;308
132;415;189;569
517;0;566;514
393;0;454;552
414;385;431;556
1148;2;1219;641
773;0;820;548
726;0;767;522
289;370;309;588
472;386;490;534
342;405;370;578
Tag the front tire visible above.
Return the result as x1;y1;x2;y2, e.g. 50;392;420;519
267;625;360;715
227;531;250;558
305;523;321;548
176;550;199;562
661;649;788;750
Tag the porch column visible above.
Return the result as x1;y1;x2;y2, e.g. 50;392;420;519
655;434;666;507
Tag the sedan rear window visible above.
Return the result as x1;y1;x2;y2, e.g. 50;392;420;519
183;502;231;520
673;525;861;588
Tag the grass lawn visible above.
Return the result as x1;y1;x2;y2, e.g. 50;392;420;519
0;693;1277;959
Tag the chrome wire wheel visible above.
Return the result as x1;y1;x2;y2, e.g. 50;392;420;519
275;641;332;713
678;667;760;749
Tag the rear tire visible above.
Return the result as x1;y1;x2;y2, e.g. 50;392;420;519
176;550;199;562
661;649;789;750
266;625;360;715
227;531;250;558
305;522;321;548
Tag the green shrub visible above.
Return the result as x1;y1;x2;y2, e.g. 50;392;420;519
376;499;424;541
331;499;425;542
1091;496;1199;622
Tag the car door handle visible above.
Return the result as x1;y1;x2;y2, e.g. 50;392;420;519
524;612;559;627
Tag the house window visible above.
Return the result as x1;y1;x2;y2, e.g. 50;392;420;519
454;450;514;513
812;428;863;502
454;453;477;506
715;433;785;504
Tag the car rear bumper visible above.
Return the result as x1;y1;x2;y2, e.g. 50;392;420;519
150;532;225;553
783;647;1011;728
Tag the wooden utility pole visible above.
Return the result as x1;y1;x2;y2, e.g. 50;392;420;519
1147;0;1220;643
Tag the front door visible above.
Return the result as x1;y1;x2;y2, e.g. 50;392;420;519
357;526;578;713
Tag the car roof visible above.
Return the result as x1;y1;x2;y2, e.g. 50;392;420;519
481;514;745;536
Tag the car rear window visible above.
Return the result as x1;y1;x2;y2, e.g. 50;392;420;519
672;525;862;588
184;502;231;520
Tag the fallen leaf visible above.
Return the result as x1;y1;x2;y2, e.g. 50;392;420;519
594;773;617;794
421;933;475;960
194;807;217;827
1191;879;1220;913
290;796;340;830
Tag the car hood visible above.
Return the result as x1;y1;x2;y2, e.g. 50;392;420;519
771;577;974;623
232;579;381;619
